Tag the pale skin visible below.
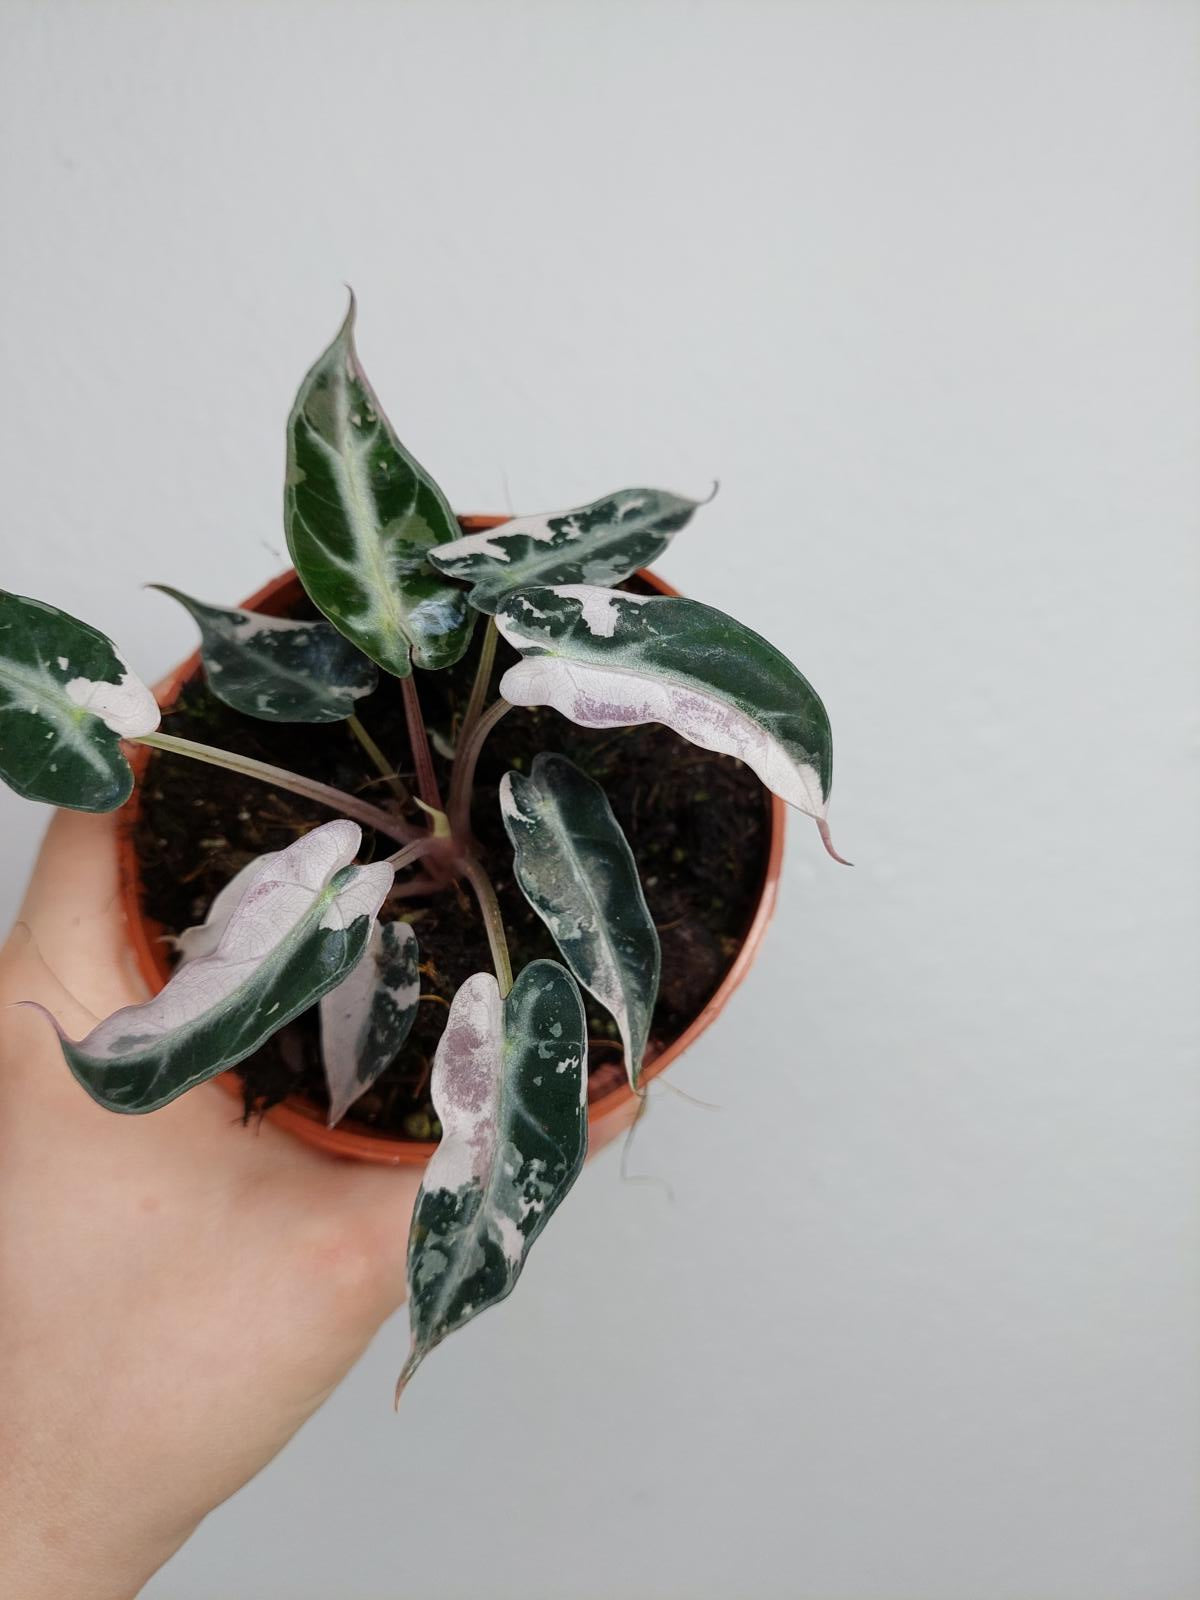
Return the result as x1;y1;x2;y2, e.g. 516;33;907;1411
0;809;423;1600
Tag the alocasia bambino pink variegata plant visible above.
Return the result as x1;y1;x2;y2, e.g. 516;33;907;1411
0;297;847;1398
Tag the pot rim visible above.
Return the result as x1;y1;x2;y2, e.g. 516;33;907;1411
117;518;786;1165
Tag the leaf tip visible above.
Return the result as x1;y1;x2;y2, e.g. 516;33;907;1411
700;478;720;505
816;817;853;867
394;1352;420;1408
8;998;66;1038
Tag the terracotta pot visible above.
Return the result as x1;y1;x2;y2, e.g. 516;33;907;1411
118;518;786;1165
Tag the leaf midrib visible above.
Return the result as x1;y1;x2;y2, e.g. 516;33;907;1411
209;621;362;707
0;654;96;726
75;877;358;1093
417;1013;564;1349
518;780;636;1063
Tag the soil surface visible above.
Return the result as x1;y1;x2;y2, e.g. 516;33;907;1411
132;576;773;1140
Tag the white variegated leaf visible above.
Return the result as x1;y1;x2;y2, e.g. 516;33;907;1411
397;960;587;1396
174;850;285;965
427;487;704;614
501;753;659;1086
495;584;848;860
151;586;378;722
319;919;420;1126
0;590;159;811
37;822;393;1112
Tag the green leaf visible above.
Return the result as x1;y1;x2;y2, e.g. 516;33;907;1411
319;919;419;1126
427;487;705;614
38;821;393;1112
398;960;587;1396
494;584;847;860
284;298;474;677
501;753;659;1086
0;590;159;812
151;586;378;723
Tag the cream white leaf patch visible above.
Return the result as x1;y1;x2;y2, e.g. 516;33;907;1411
174;850;286;965
428;487;704;614
0;590;159;812
495;584;846;857
501;753;659;1086
37;821;393;1112
319;919;419;1126
397;960;587;1395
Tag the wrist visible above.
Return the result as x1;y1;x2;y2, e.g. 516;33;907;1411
0;1461;188;1600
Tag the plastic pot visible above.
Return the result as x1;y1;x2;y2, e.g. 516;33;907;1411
117;518;786;1164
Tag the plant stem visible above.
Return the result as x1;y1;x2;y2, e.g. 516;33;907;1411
347;714;411;808
385;837;440;871
457;617;498;757
460;851;513;998
448;698;513;838
132;731;418;845
389;874;442;900
401;674;443;814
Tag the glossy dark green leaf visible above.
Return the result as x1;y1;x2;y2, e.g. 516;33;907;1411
151;586;378;722
428;487;704;614
284;298;474;677
0;590;159;811
397;960;587;1396
495;584;847;860
501;753;659;1086
39;822;393;1112
319;919;420;1126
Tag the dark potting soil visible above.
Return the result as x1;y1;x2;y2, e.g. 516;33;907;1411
132;577;773;1140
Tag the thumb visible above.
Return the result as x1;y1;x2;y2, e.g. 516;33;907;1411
5;808;148;1021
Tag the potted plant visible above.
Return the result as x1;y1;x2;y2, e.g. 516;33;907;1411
0;299;847;1397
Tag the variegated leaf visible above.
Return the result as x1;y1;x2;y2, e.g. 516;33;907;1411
495;584;847;860
319;919;419;1126
427;487;704;614
398;960;587;1396
151;586;378;722
0;590;159;811
284;298;474;677
173;851;285;965
501;753;659;1086
175;860;419;1125
38;821;393;1112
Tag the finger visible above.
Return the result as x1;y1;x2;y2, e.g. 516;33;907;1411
17;808;123;934
7;809;147;1020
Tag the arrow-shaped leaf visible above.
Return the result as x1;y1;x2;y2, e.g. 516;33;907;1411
495;584;847;859
175;859;419;1125
398;960;587;1396
37;821;393;1112
284;299;475;677
319;919;420;1126
173;850;285;965
151;586;378;722
0;590;159;811
501;753;659;1086
428;487;704;614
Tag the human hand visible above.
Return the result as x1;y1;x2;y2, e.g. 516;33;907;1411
0;809;422;1600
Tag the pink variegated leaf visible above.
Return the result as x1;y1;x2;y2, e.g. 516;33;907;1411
397;961;587;1397
494;584;848;861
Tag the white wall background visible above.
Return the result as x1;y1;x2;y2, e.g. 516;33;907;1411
2;3;1198;1596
